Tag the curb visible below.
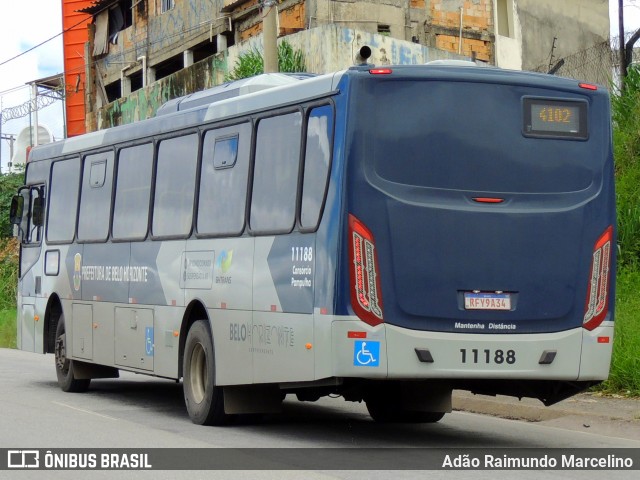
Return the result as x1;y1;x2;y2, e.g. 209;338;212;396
452;390;640;424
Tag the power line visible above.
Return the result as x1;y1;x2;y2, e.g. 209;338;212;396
0;0;127;71
1;12;221;96
0;12;92;69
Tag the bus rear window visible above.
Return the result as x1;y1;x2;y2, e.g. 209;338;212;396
367;80;595;194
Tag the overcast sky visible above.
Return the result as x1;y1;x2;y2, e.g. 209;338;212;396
0;1;65;173
1;0;640;173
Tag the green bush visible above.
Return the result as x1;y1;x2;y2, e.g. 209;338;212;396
0;173;20;312
0;238;18;310
613;66;640;268
600;268;640;395
0;172;23;238
225;40;306;81
603;66;640;395
0;308;16;349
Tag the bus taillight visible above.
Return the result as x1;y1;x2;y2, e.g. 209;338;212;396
369;68;393;75
349;214;384;326
583;226;613;330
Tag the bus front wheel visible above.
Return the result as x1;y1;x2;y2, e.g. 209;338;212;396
54;314;91;393
183;320;231;426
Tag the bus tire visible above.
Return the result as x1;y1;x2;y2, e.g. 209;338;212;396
54;314;91;393
365;396;445;423
183;320;231;426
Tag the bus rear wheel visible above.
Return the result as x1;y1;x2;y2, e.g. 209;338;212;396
183;320;231;426
365;395;445;423
54;314;90;393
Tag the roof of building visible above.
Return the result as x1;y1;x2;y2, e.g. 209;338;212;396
77;0;119;15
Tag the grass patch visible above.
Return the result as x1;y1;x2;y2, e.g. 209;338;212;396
598;268;640;396
0;308;16;349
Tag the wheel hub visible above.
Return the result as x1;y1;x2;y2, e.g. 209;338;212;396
55;333;68;371
189;343;208;404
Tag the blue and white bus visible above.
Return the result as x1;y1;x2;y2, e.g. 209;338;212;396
11;57;616;425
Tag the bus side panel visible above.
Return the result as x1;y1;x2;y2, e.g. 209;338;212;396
579;321;614;380
210;308;254;385
89;301;116;365
18;302;35;352
332;318;388;378
47;244;82;358
131;240;184;377
73;243;127;366
152;305;184;379
184;237;255;386
131;241;175;307
79;243;130;303
252;235;315;383
312;90;348;381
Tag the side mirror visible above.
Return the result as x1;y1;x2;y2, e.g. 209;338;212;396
9;195;24;225
32;196;44;227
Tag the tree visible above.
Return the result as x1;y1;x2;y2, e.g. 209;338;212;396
0;171;23;238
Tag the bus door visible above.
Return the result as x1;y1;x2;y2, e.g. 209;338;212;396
12;184;45;352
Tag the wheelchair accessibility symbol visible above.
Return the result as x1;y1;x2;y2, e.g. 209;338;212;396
145;327;154;356
353;340;380;367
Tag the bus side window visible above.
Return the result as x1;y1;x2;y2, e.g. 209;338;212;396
77;152;114;242
198;123;251;236
113;144;154;240
250;112;302;234
14;186;44;244
47;158;81;244
300;105;334;230
152;134;198;238
28;187;45;244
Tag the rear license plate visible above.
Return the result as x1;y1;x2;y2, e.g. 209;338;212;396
464;292;511;310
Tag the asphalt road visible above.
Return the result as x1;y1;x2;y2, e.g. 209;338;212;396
0;348;638;480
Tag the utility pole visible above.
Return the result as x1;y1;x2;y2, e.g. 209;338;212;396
31;83;39;147
263;0;278;73
619;0;626;86
617;0;640;89
0;134;16;175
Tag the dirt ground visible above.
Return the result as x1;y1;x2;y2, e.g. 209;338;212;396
452;390;640;441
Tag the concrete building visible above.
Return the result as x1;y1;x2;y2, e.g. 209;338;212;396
64;0;610;132
224;0;609;71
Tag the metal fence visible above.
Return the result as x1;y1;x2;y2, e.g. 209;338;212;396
531;34;640;89
532;40;616;88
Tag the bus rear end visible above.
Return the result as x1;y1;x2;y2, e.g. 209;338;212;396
334;65;615;409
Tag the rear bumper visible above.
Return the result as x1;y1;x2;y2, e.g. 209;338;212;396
332;317;613;381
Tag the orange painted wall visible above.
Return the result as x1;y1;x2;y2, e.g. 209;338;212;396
62;1;92;137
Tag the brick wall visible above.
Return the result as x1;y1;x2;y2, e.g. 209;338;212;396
238;2;306;41
428;0;493;62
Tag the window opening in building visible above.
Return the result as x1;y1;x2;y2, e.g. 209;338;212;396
129;70;143;93
497;0;513;38
153;54;183;81
161;0;175;13
377;24;391;36
192;38;218;63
